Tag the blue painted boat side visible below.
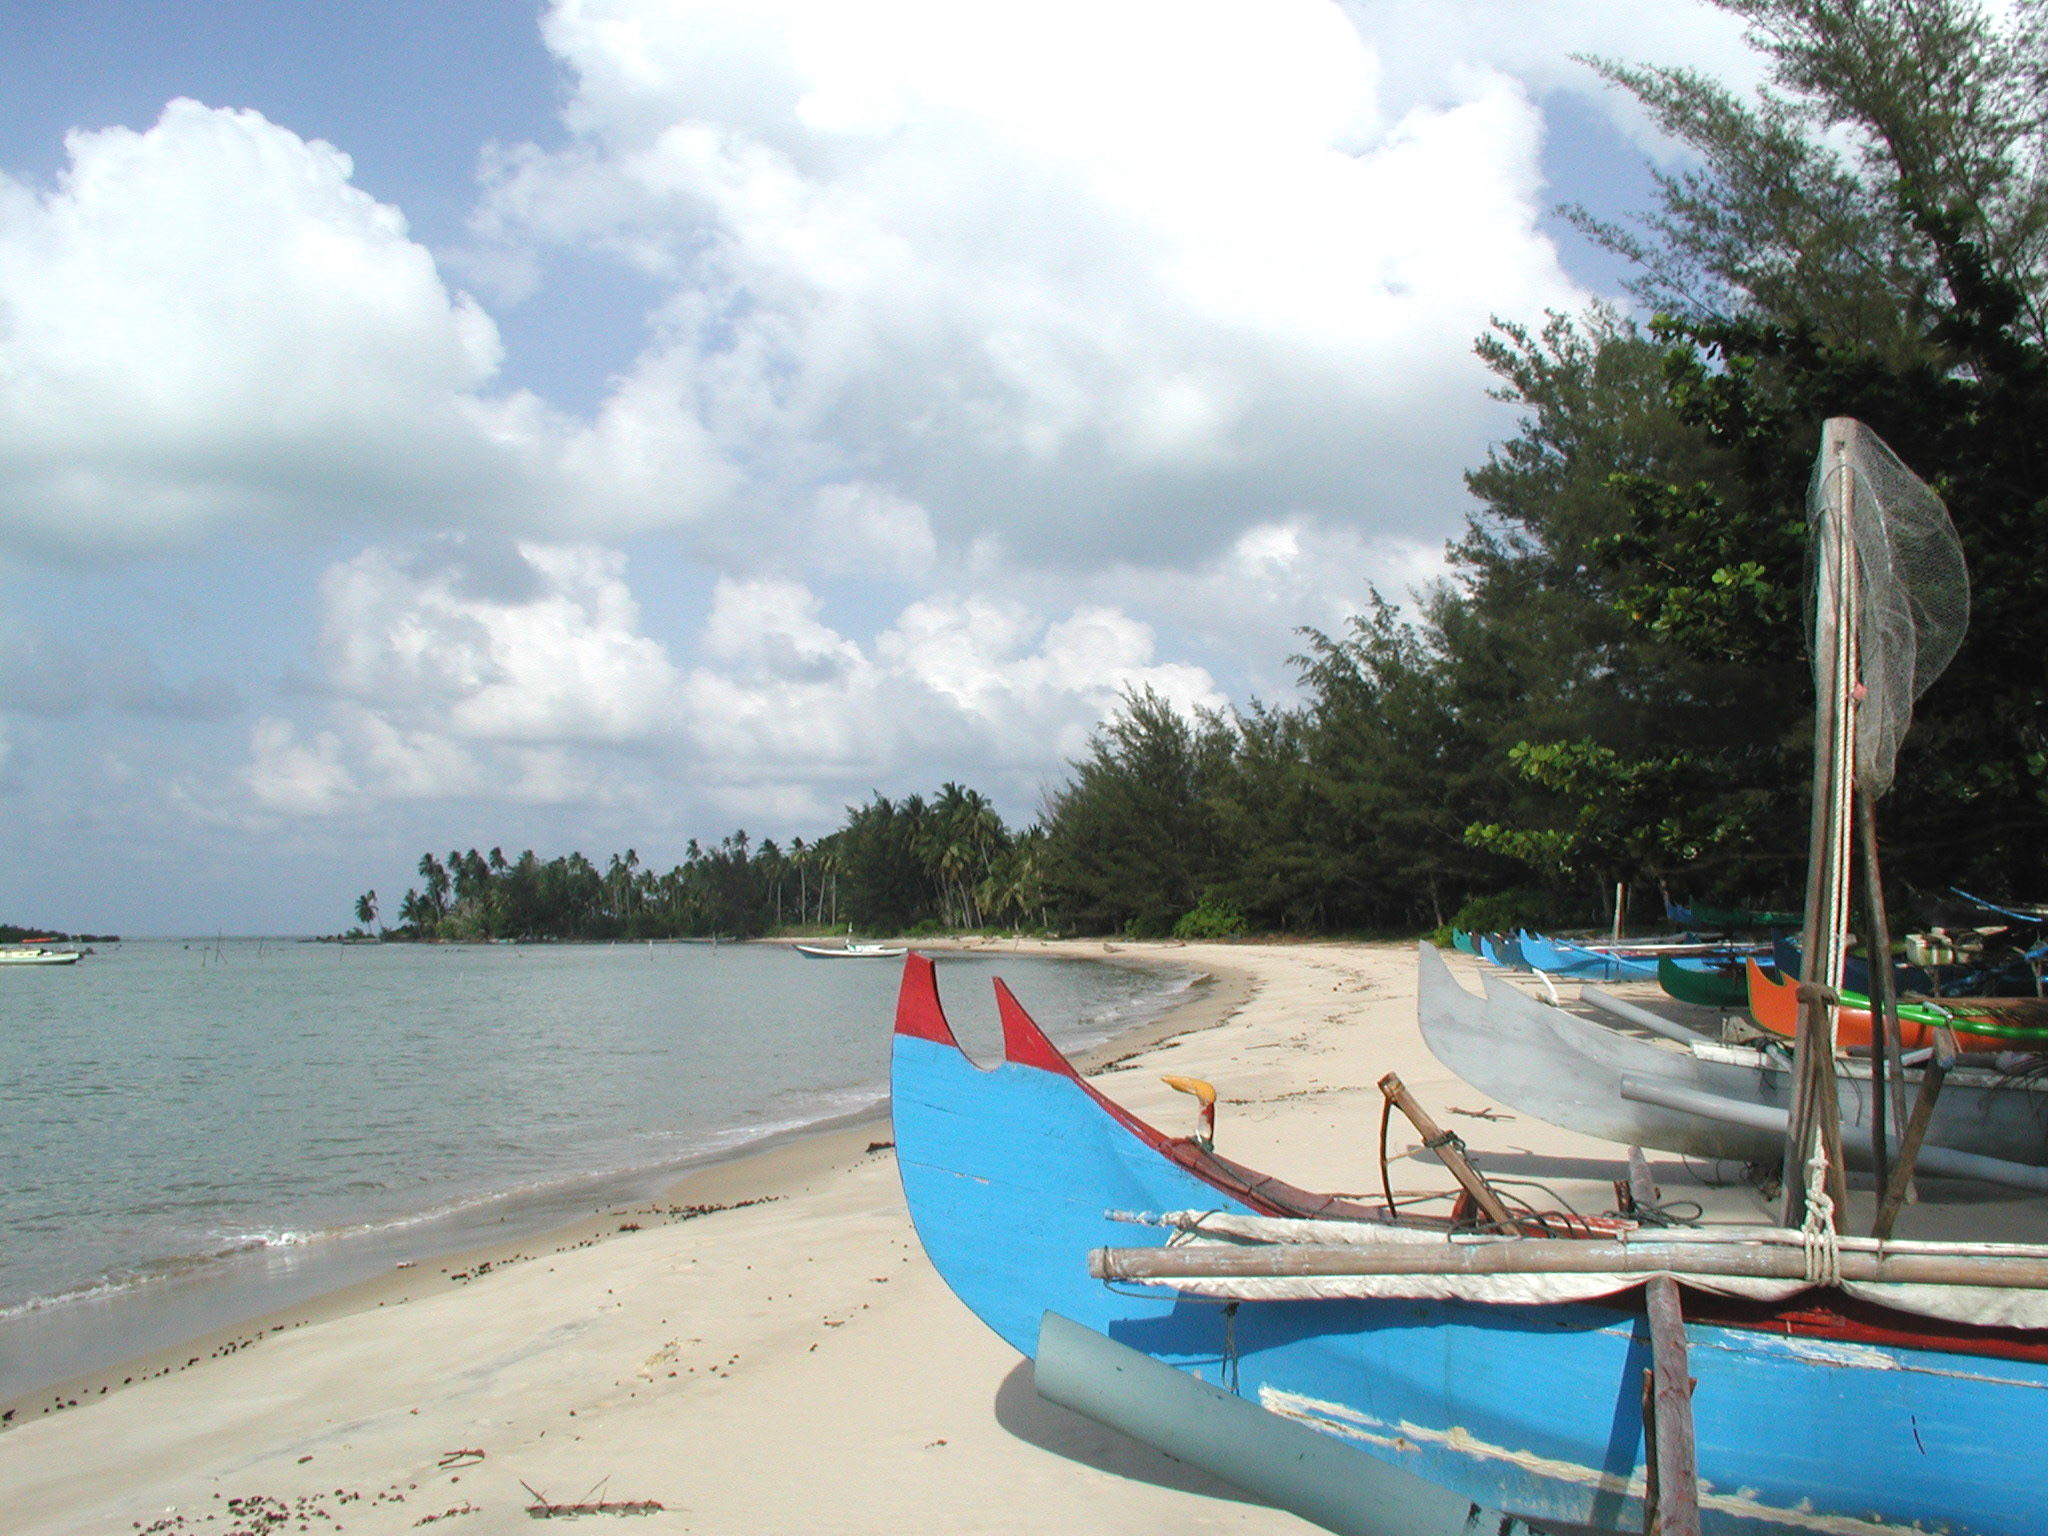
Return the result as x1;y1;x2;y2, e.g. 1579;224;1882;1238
892;958;2048;1535
1479;933;1532;969
1514;932;1619;977
1519;932;1661;980
1774;935;1937;996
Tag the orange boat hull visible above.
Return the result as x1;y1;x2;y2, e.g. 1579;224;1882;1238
1744;958;2016;1053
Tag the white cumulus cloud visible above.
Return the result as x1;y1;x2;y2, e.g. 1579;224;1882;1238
242;717;360;816
0;99;556;556
471;0;1592;566
678;575;1222;788
231;537;1221;823
318;537;681;743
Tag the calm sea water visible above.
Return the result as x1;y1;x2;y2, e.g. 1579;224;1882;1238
0;938;1190;1400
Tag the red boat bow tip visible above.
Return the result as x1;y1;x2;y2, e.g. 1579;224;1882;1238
996;978;1080;1076
894;953;960;1047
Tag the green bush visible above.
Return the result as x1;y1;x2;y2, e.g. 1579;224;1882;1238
1450;890;1548;935
1172;898;1246;940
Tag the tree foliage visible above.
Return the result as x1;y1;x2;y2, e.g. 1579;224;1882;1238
1548;0;2048;891
375;784;1045;940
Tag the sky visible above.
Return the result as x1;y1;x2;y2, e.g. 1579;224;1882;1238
0;1;1765;935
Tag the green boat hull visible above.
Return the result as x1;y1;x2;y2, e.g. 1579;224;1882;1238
1657;954;1747;1009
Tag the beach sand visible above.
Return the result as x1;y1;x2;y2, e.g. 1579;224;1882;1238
1;940;1778;1535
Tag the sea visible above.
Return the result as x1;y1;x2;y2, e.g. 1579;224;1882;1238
0;937;1193;1404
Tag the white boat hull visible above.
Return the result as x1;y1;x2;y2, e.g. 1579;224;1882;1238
794;943;908;959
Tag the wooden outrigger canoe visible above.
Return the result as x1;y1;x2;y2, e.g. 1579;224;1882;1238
1419;943;2048;1176
894;950;2048;1533
1657;954;1748;1009
1515;932;1658;980
1743;957;2048;1052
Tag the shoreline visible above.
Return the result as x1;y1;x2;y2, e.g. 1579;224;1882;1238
1;941;1253;1430
9;938;1721;1536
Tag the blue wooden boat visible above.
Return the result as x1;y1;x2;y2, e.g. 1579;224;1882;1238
1773;934;1936;998
893;951;2048;1534
1450;928;1478;954
1516;931;1659;980
1477;932;1530;969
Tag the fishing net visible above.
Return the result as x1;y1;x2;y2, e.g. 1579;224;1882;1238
1807;420;1970;797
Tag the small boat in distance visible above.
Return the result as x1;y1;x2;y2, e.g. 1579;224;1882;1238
0;944;79;966
794;940;908;959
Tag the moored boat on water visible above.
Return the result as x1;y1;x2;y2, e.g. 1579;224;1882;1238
794;940;908;959
0;945;79;966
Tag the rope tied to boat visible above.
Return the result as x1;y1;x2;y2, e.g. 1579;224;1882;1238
1800;1149;1842;1287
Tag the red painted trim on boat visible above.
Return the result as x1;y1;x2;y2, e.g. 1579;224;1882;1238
1647;1288;2048;1367
893;953;960;1047
996;977;1076;1075
911;958;1311;1218
994;970;1406;1220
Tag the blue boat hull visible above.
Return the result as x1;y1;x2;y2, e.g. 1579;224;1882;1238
891;953;2048;1534
1478;933;1531;970
1517;932;1660;980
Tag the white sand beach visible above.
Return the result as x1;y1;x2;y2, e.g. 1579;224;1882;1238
1;941;1777;1536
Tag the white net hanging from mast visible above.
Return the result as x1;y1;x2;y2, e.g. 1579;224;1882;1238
1787;419;1971;1230
1806;422;1970;798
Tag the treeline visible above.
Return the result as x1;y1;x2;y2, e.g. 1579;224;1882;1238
358;3;2048;942
359;785;1049;941
0;924;117;944
363;838;824;942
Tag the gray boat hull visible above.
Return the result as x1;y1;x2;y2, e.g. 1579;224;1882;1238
1415;942;2048;1169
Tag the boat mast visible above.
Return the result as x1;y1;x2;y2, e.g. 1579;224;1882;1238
1785;419;1856;1228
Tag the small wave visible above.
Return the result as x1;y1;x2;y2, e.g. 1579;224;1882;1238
0;1275;142;1321
0;1092;897;1325
1057;962;1202;1049
0;1228;330;1318
217;1229;314;1250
